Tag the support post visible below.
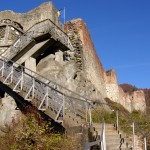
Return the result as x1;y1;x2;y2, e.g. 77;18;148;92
0;61;5;77
85;103;88;122
116;110;119;130
144;136;147;150
25;78;35;101
63;94;65;120
132;122;136;150
89;106;92;126
3;65;13;84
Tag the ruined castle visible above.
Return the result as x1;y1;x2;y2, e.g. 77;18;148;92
0;2;148;149
0;2;147;113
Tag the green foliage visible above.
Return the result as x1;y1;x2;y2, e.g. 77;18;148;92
0;114;81;150
91;108;116;124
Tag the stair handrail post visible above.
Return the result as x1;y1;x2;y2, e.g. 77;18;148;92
103;119;106;150
1;61;5;77
10;65;14;83
101;119;106;150
89;105;92;126
46;86;49;109
3;64;14;84
63;93;65;120
32;78;35;99
144;136;147;150
20;68;24;90
85;102;88;122
116;109;119;130
132;122;136;150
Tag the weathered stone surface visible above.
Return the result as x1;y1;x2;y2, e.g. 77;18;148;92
0;2;148;117
65;19;107;99
0;2;63;32
119;86;146;112
0;96;22;129
104;69;119;103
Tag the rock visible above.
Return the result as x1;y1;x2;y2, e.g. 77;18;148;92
0;96;22;129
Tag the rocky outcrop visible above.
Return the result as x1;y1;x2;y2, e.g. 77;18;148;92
0;96;22;130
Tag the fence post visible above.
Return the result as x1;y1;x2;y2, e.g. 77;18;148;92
132;122;136;150
144;136;147;150
63;94;65;120
103;119;106;150
32;78;35;99
89;106;92;126
116;110;119;130
20;69;24;90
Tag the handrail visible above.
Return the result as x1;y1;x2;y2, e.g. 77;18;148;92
100;119;106;150
119;138;124;149
84;119;106;150
0;56;93;105
95;101;150;137
0;55;98;126
93;101;149;149
0;19;74;59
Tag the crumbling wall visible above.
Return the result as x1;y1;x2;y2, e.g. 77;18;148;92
119;87;146;112
0;2;63;32
104;69;119;102
65;19;106;99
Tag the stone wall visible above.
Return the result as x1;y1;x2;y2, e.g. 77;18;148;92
65;19;107;98
0;2;63;32
104;69;119;102
119;86;146;112
0;2;147;112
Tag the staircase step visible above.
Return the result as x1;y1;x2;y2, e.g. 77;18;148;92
107;143;128;150
93;123;115;129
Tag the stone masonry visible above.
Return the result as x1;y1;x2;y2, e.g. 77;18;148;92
0;2;147;114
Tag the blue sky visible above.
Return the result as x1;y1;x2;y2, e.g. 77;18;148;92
0;0;150;88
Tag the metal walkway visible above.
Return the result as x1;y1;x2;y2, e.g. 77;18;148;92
0;56;93;126
1;19;74;61
0;18;94;128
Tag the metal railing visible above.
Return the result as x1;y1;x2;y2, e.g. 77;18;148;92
0;19;74;60
0;56;93;125
115;109;148;150
84;119;106;150
96;102;150;150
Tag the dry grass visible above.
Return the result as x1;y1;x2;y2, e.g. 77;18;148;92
0;112;81;150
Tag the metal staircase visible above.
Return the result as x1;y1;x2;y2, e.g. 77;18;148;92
0;56;93;127
0;18;94;148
